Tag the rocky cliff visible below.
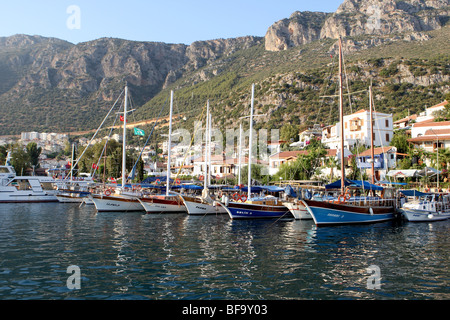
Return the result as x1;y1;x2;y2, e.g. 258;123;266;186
265;0;449;51
0;35;261;134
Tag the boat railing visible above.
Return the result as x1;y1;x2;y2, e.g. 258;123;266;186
328;197;396;208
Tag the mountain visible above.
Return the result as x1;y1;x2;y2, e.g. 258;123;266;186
0;34;261;135
265;0;449;51
0;0;449;137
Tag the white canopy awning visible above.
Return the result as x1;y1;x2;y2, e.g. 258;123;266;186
386;169;419;178
418;167;442;177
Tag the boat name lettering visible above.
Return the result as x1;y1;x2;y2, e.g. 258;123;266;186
106;203;120;207
327;213;341;218
195;206;206;210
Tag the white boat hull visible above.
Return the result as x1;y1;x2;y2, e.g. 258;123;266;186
0;176;58;203
181;195;227;215
0;191;58;203
56;194;84;203
138;196;186;214
282;201;312;220
90;194;143;212
402;209;450;222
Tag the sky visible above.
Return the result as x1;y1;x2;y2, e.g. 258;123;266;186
0;0;343;45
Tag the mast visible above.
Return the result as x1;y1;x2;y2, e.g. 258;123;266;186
208;112;212;186
238;122;242;186
166;90;174;197
70;143;75;182
121;85;128;189
248;83;255;200
338;38;345;196
370;81;375;184
204;100;209;191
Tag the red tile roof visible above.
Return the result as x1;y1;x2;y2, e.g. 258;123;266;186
357;146;395;157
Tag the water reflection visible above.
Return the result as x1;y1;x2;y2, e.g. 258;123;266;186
0;203;448;300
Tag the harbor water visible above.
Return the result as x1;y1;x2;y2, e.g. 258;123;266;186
0;202;448;300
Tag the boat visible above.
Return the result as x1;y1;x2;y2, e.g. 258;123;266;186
56;189;91;203
301;38;396;226
281;185;315;220
0;175;58;203
282;200;311;220
399;190;450;222
178;101;226;215
137;90;186;214
219;84;291;220
0;152;58;203
89;85;144;212
179;185;227;215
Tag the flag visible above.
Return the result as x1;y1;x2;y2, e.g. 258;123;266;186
119;115;127;122
92;163;99;169
134;127;145;136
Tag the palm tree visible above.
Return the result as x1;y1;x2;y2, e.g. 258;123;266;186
428;147;450;183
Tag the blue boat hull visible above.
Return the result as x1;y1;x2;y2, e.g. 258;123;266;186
302;199;395;226
222;201;291;219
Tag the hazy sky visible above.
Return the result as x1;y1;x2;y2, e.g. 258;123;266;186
0;0;343;44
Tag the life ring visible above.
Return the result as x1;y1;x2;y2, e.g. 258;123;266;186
155;179;161;184
240;195;247;202
232;192;240;201
344;192;351;201
338;194;346;203
104;189;111;196
199;175;204;181
175;178;181;185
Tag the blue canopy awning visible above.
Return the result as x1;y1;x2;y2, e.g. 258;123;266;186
399;189;430;197
325;179;384;191
240;185;285;193
142;176;173;183
172;184;203;190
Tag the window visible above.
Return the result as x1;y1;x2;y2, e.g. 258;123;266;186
386;133;390;142
349;118;362;131
385;119;389;127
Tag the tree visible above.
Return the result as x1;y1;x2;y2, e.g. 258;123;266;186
11;143;30;175
280;124;298;142
274;146;327;181
390;131;410;154
26;142;42;169
239;164;270;185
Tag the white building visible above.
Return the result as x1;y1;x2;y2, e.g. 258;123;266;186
322;109;393;149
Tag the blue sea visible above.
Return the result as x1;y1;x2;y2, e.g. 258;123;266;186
0;202;448;300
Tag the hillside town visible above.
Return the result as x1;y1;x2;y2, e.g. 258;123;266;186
1;99;448;187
